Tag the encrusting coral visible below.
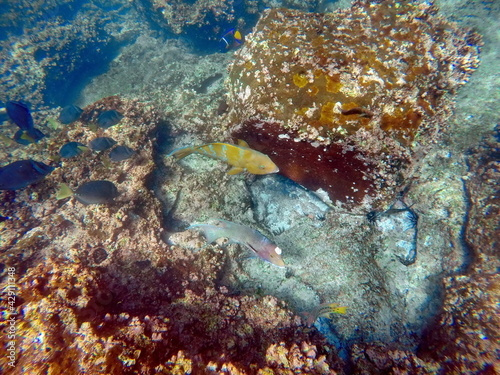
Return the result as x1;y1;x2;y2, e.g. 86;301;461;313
0;96;342;374
0;95;497;375
226;0;481;210
0;1;138;106
0;0;497;373
0;255;344;374
415;126;500;374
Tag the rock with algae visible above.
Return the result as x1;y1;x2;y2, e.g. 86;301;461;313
0;95;343;374
414;126;500;374
226;0;481;210
347;126;500;373
0;234;340;374
0;1;139;107
133;0;320;52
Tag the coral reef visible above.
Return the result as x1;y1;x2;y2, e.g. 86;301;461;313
415;126;500;374
132;0;320;52
0;96;342;374
135;0;236;36
0;96;163;270
0;0;498;373
226;1;481;209
0;255;343;374
0;1;140;107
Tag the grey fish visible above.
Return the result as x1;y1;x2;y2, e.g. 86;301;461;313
97;110;123;129
58;105;83;124
109;145;135;162
59;142;88;158
188;219;285;267
89;137;116;151
57;180;119;205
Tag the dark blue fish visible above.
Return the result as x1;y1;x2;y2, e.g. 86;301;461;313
59;142;88;158
109;145;135;162
57;180;119;205
6;101;45;143
97;110;123;129
6;101;33;130
58;105;83;124
89;137;116;151
0;160;55;190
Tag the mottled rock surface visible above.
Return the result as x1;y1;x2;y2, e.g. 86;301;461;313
226;1;480;210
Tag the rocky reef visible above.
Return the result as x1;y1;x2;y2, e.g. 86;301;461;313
1;0;499;374
0;1;140;107
226;1;481;210
132;0;321;52
416;125;500;374
0;96;343;374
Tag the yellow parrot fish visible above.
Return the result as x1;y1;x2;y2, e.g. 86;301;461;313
168;139;279;175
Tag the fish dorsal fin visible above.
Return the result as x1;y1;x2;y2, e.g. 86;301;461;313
56;183;74;200
227;166;244;175
237;139;249;148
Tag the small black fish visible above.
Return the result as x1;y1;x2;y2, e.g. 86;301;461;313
341;107;373;118
89;137;117;151
57;180;119;205
58;105;83;124
109;145;135;162
59;142;88;158
97;110;123;129
0;160;55;190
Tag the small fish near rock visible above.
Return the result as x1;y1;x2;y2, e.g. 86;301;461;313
169;139;279;175
58;105;83;124
59;142;88;159
188;219;285;267
109;145;135;162
97;110;123;129
57;180;119;205
0;160;55;190
301;302;347;328
89;137;117;152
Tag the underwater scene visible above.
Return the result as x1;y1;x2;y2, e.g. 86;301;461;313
0;0;499;373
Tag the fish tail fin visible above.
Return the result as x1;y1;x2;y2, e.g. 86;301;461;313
20;131;35;144
56;183;73;200
168;146;196;160
329;303;347;314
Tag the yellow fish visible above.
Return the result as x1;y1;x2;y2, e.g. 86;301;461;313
302;302;347;327
168;139;279;175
